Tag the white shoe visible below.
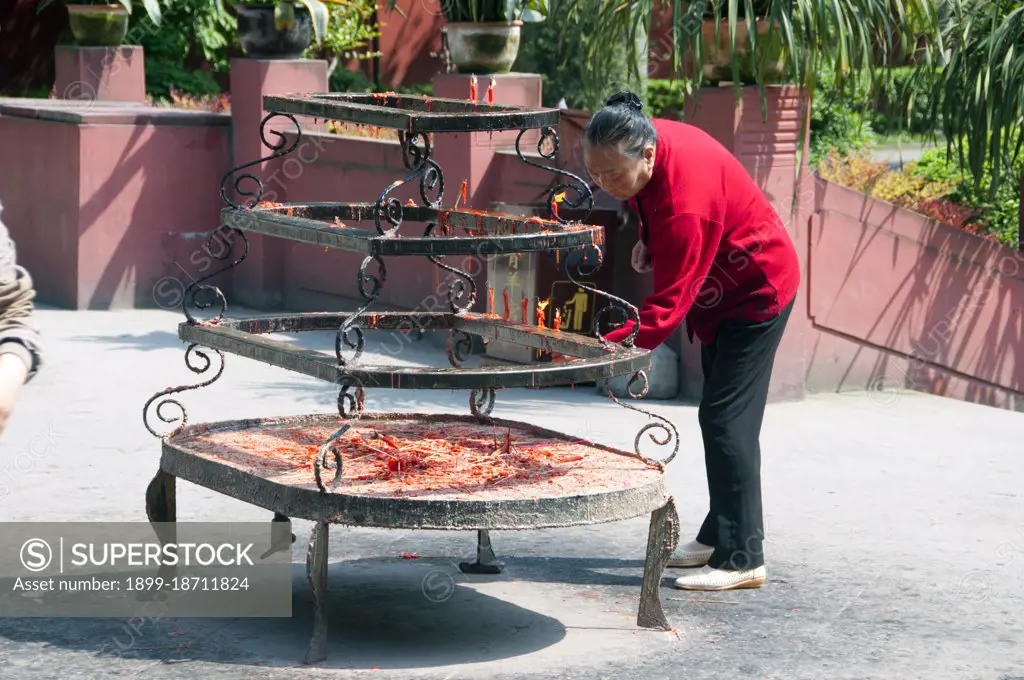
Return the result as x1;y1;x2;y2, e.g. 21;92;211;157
674;565;766;591
666;540;714;568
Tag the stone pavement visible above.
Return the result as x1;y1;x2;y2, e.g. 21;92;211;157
1;306;1023;680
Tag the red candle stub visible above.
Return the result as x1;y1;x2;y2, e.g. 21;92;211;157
502;289;510;321
521;296;529;324
469;75;478;102
554;308;562;331
487;78;495;106
488;286;495;316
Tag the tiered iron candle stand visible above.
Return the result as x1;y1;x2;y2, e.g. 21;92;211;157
143;93;681;664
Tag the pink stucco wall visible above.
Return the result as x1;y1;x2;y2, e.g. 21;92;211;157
0;99;231;309
808;179;1024;411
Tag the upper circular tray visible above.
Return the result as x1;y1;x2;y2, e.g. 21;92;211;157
262;92;561;133
222;203;604;256
162;412;667;530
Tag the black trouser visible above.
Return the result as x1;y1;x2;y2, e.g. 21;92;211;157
694;298;794;570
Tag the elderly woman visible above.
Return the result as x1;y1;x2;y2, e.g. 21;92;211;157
585;91;800;591
0;201;43;437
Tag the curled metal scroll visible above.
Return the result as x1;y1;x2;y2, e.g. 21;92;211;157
220;112;302;209
375;132;445;237
314;375;367;493
398;132;444;207
142;344;225;438
603;371;679;468
182;227;250;326
515;127;594;224
336;375;366;418
564;244;640;346
446;329;474;368
424;222;476;313
470;388;497;420
335;255;386;366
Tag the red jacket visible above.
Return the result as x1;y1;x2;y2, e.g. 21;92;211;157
603;118;800;349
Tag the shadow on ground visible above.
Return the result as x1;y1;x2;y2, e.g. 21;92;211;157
0;555;663;672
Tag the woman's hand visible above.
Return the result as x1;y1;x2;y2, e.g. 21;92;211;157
631;240;653;274
0;352;28;436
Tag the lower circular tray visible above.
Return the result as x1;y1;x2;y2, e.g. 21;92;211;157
162;412;667;530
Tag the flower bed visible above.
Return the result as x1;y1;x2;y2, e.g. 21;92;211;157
817;148;1020;248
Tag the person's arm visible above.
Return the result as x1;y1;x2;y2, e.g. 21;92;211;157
603;213;724;350
0;219;43;435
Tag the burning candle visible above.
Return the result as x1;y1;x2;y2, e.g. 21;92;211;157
469;75;478;102
487;78;495;106
536;297;549;329
554;308;562;332
488;285;495;317
502;289;510;321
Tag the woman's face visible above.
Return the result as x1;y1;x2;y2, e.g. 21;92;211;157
583;143;655;201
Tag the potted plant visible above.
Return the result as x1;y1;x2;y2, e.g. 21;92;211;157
442;0;548;74
690;0;786;85
227;0;361;60
562;0;944;168
36;0;163;47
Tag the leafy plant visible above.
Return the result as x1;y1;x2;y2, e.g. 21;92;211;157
514;0;637;111
560;0;947;169
923;0;1024;205
807;67;876;168
228;0;372;46
870;66;943;137
910;144;1023;248
645;79;693;119
129;0;234;98
303;0;380;79
441;0;548;23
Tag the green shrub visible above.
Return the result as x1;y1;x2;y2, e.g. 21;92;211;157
514;0;637;112
869;66;943;137
808;72;876;168
129;0;235;99
645;79;691;119
910;145;1022;248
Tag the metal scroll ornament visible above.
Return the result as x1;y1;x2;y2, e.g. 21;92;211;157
470;387;497;420
374;132;444;237
219;112;302;210
604;371;679;468
446;329;474;368
424;222;476;313
563;244;640;346
142;344;225;438
335;255;386;366
515;127;594;224
181;227;250;325
314;375;366;494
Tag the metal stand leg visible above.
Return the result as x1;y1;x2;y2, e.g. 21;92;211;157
144;470;177;599
261;512;296;560
637;497;679;630
304;521;329;665
459;529;502;575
